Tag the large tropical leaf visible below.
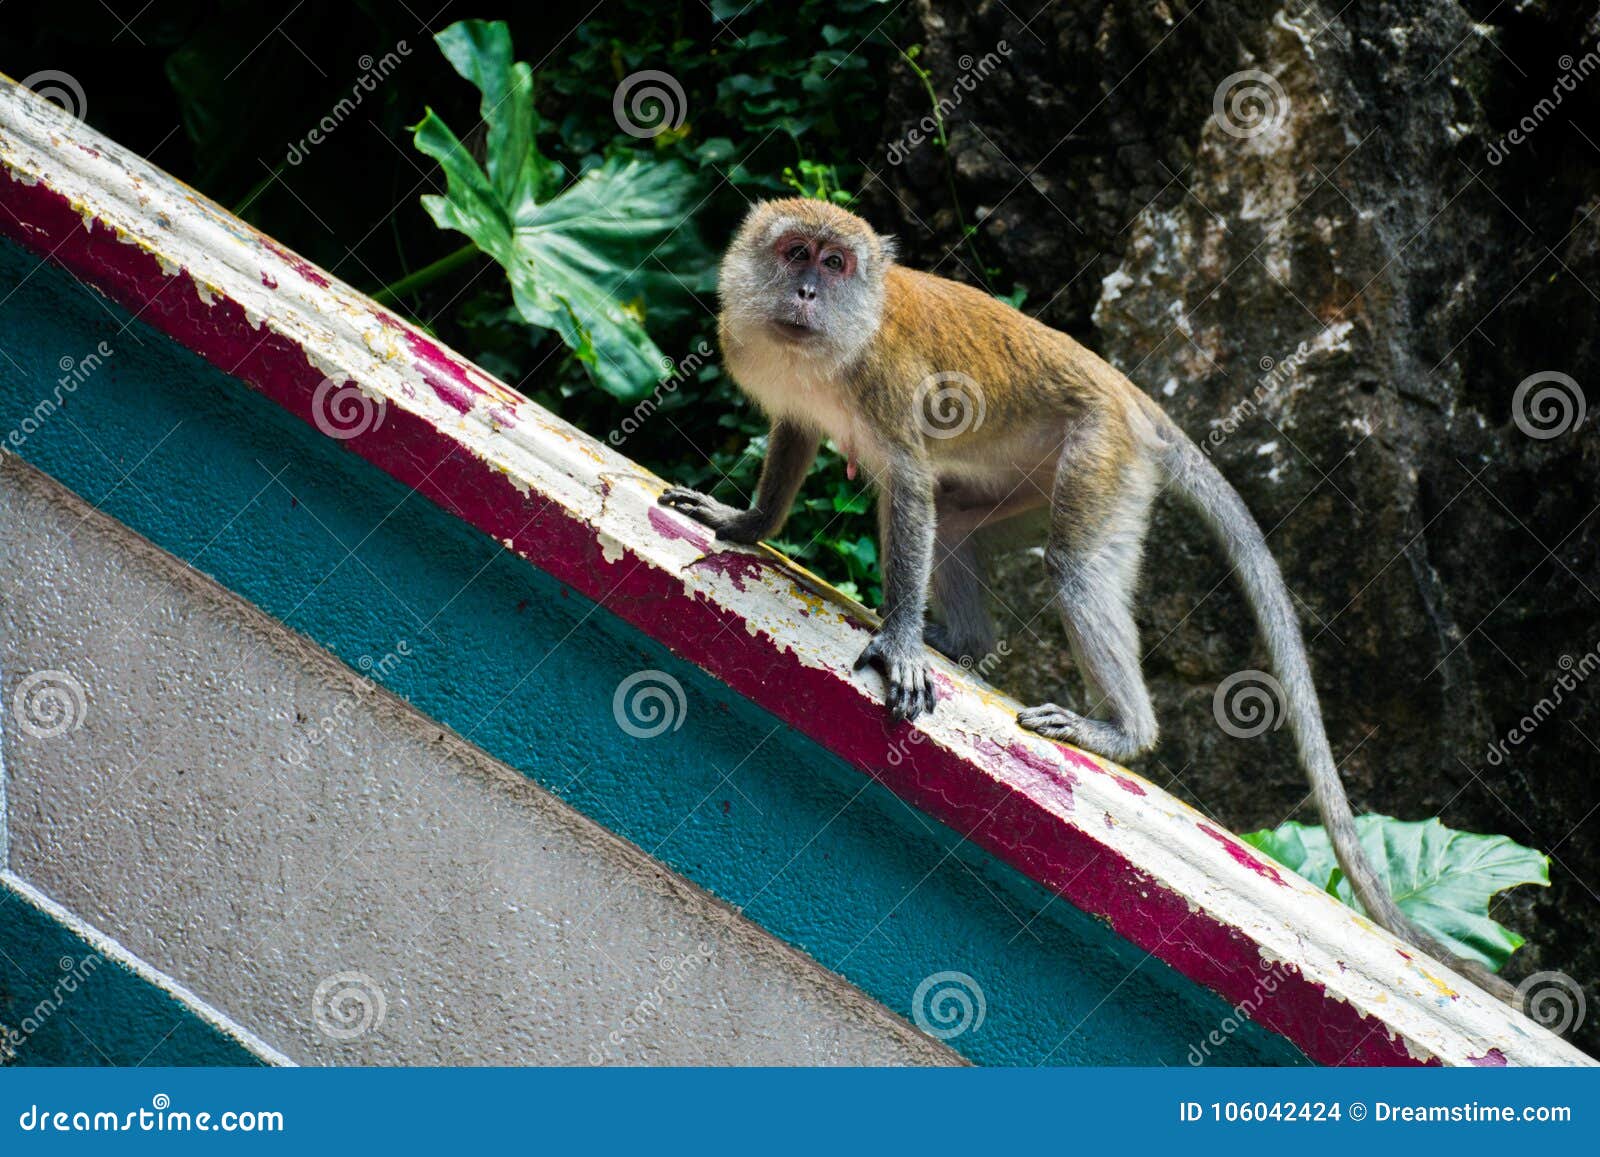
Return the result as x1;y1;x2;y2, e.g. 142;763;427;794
1240;816;1548;973
413;20;710;399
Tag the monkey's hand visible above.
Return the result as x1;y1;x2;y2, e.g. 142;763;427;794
658;487;768;545
853;633;937;723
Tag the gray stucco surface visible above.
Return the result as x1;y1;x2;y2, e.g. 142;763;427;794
0;457;957;1066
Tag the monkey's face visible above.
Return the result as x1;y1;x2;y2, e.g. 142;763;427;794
719;200;890;366
765;231;858;342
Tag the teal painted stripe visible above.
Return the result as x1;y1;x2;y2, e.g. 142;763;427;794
0;878;269;1066
0;237;1307;1066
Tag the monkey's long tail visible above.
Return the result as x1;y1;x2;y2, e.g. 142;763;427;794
1154;416;1518;1006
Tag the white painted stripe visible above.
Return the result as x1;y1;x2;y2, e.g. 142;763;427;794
0;872;295;1067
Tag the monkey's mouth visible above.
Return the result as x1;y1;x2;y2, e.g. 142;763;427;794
771;319;817;341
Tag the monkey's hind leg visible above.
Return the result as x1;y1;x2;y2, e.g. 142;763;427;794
1018;463;1159;765
925;514;998;664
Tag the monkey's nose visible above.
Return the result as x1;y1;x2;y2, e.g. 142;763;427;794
796;284;817;302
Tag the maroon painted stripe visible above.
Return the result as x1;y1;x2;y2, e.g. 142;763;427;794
0;170;1429;1067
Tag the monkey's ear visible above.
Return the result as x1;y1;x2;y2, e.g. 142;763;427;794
877;234;900;264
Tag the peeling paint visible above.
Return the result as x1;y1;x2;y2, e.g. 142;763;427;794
596;531;626;566
692;550;768;593
647;504;714;551
1198;824;1286;885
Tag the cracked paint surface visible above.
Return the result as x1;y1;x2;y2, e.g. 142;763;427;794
0;75;1588;1070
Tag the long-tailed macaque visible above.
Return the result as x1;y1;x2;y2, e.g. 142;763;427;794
660;198;1513;1001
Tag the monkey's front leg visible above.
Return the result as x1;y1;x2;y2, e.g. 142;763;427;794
854;459;938;723
660;421;819;544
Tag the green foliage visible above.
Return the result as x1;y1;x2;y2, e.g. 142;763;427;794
1240;816;1549;973
413;21;711;400
408;3;903;602
782;159;856;206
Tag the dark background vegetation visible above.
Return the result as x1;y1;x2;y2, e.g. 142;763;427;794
2;0;1596;1055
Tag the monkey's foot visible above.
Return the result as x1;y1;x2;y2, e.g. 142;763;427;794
658;487;763;544
1017;704;1143;763
854;635;937;723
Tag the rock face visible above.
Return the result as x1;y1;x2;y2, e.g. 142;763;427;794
871;0;1599;1055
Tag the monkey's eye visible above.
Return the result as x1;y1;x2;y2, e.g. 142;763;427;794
822;252;846;272
785;244;809;263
